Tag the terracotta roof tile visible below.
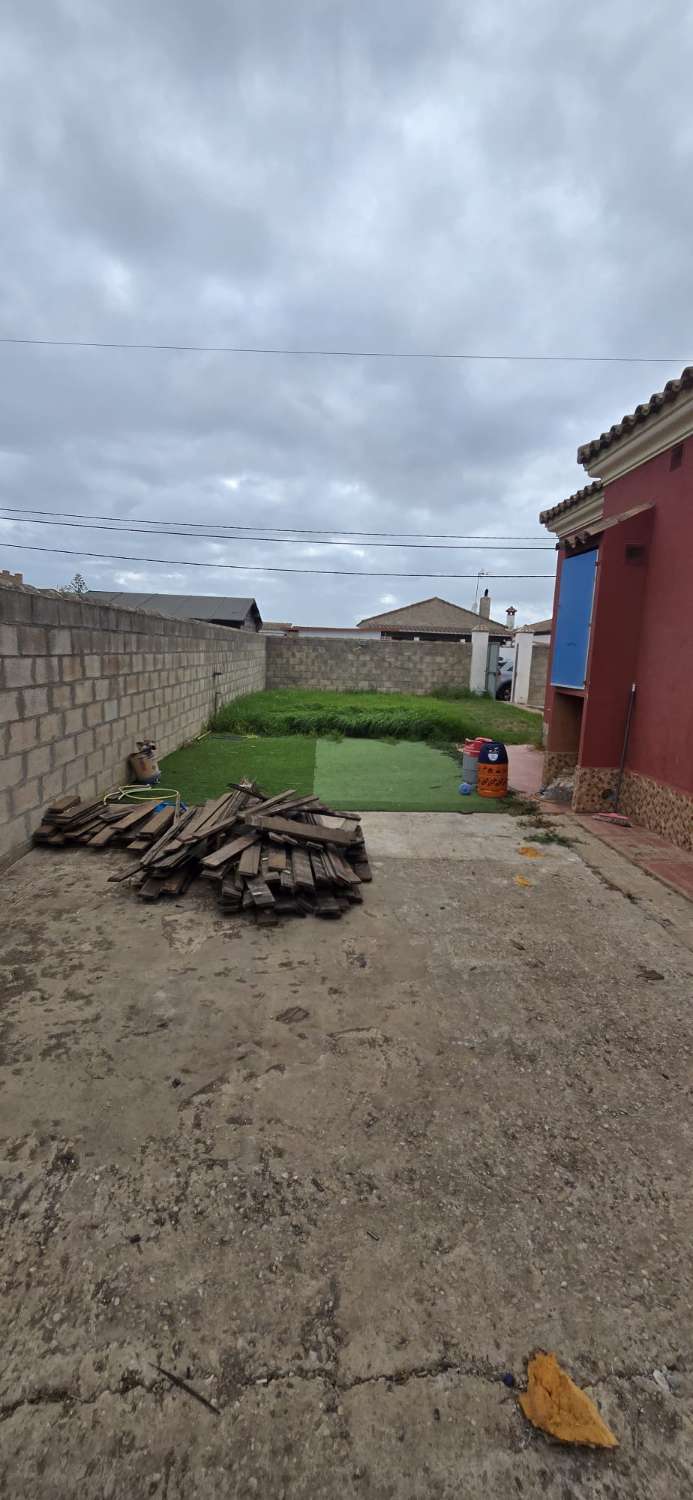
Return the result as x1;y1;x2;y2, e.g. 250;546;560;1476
519;617;553;634
357;595;510;633
577;365;693;463
539;481;603;526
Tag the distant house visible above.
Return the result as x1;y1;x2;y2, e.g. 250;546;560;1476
357;593;515;641
86;592;262;631
262;621;380;639
519;617;552;640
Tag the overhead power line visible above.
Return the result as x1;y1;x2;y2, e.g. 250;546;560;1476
0;504;546;542
0;539;554;580
0;512;554;552
0;335;687;364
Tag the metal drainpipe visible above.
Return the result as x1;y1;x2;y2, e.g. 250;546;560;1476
212;670;222;720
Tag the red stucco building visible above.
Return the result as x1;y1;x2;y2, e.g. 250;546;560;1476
540;366;693;850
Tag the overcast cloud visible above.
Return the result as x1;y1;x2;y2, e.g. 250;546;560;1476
1;0;691;626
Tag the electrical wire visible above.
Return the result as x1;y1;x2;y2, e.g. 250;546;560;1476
0;504;547;543
0;512;554;551
0;335;687;364
0;539;554;580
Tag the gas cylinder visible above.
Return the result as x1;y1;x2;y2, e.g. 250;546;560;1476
476;740;509;798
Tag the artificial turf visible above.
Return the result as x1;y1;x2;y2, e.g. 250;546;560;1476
160;734;316;805
314;737;503;812
160;734;509;813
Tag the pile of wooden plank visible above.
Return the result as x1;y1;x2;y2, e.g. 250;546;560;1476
33;794;179;854
33;784;372;922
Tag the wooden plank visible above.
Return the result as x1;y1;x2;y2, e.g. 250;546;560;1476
273;897;302;916
315;894;342;919
88;824;118;848
325;850;361;886
98;804;137;822
310;851;331;887
138;808;196;868
111;803;162;835
238;841;262;878
179;791;245;841
220;873;243;908
65;821;103;843
52;801;105;827
246;877;275;908
200;831;259;872
291;847;315;891
140;878;165;901
248;814;354;848
46;793;81;816
252;790;298;815
190;811;241;844
176;800;222;843
138;805;175;841
33;829;65;846
267;845;288;873
160;867;194;896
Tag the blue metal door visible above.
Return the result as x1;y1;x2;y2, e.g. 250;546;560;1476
551;549;598;689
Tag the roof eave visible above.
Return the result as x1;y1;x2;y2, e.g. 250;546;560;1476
579;385;693;483
541;488;605;540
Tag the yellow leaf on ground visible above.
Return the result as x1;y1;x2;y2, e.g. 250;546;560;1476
519;1352;618;1448
514;874;533;888
518;846;542;858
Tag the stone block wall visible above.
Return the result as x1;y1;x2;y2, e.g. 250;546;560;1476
0;582;266;864
266;636;472;695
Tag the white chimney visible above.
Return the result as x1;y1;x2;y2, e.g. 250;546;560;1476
506;606;517;630
478;589;491;620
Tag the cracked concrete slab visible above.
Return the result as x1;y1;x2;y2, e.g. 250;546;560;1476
1;815;692;1496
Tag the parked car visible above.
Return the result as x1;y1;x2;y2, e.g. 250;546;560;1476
496;656;513;700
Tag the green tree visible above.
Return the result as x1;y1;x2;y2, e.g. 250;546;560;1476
60;572;88;596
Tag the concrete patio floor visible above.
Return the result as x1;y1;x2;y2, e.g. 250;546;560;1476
1;813;692;1497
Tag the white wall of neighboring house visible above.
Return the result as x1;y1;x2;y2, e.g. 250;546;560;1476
512;632;533;704
469;631;490;692
512;631;551;707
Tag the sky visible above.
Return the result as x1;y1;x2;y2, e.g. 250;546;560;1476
1;0;692;628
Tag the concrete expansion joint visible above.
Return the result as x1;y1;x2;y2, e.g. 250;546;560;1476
0;1378;151;1420
1;1357;689;1423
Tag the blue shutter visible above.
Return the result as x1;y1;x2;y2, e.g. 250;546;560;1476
551;549;598;689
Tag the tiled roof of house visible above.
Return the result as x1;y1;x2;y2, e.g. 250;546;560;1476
519;617;553;634
86;592;261;625
577;365;693;464
539;481;603;526
357;595;509;634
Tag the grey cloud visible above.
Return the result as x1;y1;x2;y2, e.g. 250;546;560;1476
0;0;691;628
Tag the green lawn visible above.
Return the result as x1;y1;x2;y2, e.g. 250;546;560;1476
211;688;541;746
160;734;510;813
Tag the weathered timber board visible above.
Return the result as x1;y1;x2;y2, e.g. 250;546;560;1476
248;814;353;847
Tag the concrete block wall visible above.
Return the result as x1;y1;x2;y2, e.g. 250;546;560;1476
266;635;472;695
0;582;266;864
